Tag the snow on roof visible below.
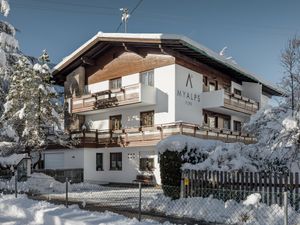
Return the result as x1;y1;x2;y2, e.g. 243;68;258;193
0;153;26;167
54;32;283;95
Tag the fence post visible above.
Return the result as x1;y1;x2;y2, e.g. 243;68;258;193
14;170;17;198
138;182;142;221
284;191;288;225
180;178;184;198
65;177;69;208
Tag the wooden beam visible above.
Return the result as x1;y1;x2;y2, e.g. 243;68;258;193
81;56;95;66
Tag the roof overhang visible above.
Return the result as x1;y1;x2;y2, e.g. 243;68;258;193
53;33;284;96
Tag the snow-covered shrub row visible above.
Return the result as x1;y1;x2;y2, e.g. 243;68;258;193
157;119;300;174
142;192;300;225
157;135;259;172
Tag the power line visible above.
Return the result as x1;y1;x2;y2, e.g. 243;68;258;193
115;0;144;33
13;0;117;10
11;3;118;16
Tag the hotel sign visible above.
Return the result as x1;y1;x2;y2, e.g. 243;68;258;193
177;73;201;106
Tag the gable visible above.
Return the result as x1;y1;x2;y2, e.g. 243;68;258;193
85;46;175;85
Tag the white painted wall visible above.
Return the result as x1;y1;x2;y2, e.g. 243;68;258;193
231;81;242;93
83;146;161;184
122;73;139;86
85;80;109;94
242;82;262;103
175;64;203;124
201;89;224;109
84;64;176;127
261;93;271;108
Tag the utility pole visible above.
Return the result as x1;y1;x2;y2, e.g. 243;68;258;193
120;8;130;33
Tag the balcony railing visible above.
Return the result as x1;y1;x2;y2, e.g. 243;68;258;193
71;83;148;113
224;91;259;114
70;122;256;148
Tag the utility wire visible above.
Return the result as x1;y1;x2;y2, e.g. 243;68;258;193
13;0;116;10
115;0;144;32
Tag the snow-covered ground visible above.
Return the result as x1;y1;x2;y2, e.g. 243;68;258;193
0;194;173;225
0;174;300;225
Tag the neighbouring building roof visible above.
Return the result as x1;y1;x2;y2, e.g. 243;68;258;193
53;32;284;96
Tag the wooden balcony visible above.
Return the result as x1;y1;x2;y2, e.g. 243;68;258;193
224;91;259;114
71;83;155;114
70;122;256;148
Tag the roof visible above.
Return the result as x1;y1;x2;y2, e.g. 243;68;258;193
53;32;284;96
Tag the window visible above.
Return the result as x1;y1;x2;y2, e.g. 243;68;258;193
110;153;122;170
209;82;217;91
208;116;217;128
203;76;208;86
140;158;155;171
110;115;122;131
234;88;242;96
140;111;154;127
233;121;242;132
223;118;231;130
110;78;122;90
140;70;154;86
96;153;103;171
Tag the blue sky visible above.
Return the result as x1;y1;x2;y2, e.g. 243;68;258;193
4;0;300;85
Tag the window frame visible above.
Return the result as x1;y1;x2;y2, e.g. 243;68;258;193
109;115;122;131
234;88;242;96
140;70;154;87
223;118;231;130
233;120;242;132
96;153;103;171
110;152;122;171
109;77;122;90
140;110;155;127
139;158;155;171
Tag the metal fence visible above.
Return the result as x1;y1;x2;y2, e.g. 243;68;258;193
1;173;300;225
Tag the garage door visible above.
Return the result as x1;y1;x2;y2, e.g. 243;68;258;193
44;153;64;169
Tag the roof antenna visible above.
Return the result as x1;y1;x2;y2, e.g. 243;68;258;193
120;8;130;33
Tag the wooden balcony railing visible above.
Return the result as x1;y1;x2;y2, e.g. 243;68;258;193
224;91;259;114
71;83;142;113
70;122;256;148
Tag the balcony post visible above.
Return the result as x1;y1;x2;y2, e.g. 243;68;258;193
193;127;197;137
82;130;86;147
109;129;113;144
159;126;163;140
179;122;183;135
95;129;98;147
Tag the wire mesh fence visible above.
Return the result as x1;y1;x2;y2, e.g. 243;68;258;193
2;173;300;225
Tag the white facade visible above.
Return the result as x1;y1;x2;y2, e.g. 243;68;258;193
46;63;270;184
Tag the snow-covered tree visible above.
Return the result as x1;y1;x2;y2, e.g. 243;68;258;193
1;51;65;152
0;0;20;116
244;35;300;172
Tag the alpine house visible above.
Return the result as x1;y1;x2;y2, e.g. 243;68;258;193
46;33;283;184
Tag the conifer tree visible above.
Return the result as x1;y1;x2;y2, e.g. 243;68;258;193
0;0;20;115
1;51;65;151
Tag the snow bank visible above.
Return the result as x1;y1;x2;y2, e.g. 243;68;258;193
0;173;105;194
142;193;300;225
0;194;171;225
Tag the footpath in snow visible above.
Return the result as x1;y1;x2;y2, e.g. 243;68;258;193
0;194;173;225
